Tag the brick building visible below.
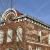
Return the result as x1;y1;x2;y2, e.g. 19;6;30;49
0;8;50;50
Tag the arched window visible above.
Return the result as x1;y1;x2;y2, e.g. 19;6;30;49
0;30;4;44
7;29;13;42
16;26;23;42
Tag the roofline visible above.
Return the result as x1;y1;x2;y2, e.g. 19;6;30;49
11;14;50;28
26;15;50;28
0;14;50;28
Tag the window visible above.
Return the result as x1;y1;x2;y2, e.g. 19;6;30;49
28;45;32;50
38;31;42;43
16;26;23;42
48;33;50;44
6;48;12;50
17;48;23;50
7;29;13;42
0;48;1;50
36;46;41;50
38;36;40;42
0;30;4;44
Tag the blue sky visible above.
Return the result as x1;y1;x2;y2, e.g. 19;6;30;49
0;0;50;25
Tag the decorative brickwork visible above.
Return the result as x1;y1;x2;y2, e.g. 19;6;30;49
0;8;50;50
